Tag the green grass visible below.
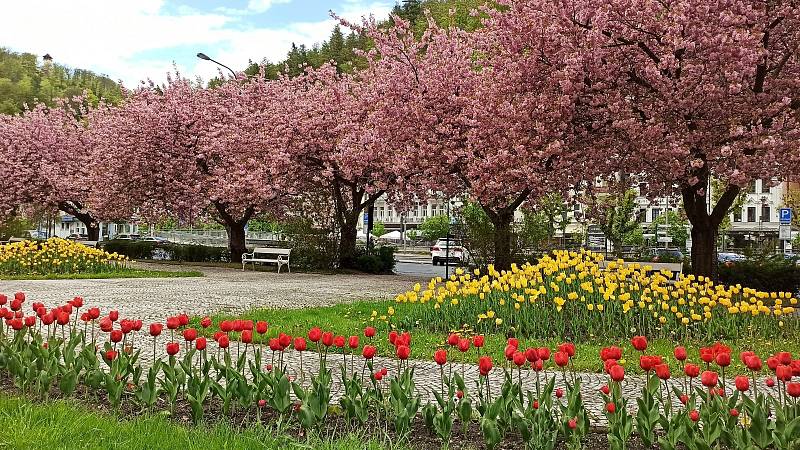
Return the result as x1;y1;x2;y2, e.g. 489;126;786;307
0;270;203;280
0;394;402;450
202;299;800;376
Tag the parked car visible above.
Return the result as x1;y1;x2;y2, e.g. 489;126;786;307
718;252;746;263
141;236;171;244
66;233;89;241
431;238;469;266
114;233;141;240
644;248;684;262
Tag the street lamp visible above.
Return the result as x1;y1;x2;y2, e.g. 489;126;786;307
196;52;236;78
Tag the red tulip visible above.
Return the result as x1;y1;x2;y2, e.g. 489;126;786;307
364;326;376;338
200;317;212;328
24;316;36;328
269;338;282;351
568;418;577;429
674;346;687;361
362;345;376;359
166;342;180;356
478;355;493;376
735;375;750;392
776;365;793;382
56;312;70;326
256;321;268;334
609;364;625;382
183;328;197;342
294;337;307;351
308;327;322;342
166;316;180;330
242;320;253;331
701;371;719;387
555;388;563;398
745;355;762;371
374;371;383;381
473;335;485;348
88;307;100;319
10;318;23;331
604;359;618;374
71;297;84;308
630;336;647;352
396;345;410;360
507;338;519;349
525;347;538;363
689;410;699;422
322;331;334;347
533;400;539;409
679;394;689;405
655;364;670;380
554;351;569;367
110;330;123;343
213;331;225;342
456;390;464;399
241;330;253;344
333;335;345;348
730;408;739;417
133;320;143;331
740;351;756;364
537;347;550;361
606;403;616;413
398;332;411;347
61;304;73;315
513;351;526;367
278;333;291;349
457;338;470;353
348;335;360;349
715;352;731;367
178;314;189;327
195;337;207;351
434;349;447;365
218;335;230;349
0;294;6;305
109;310;119;322
105;350;117;361
389;331;399;345
149;323;163;337
220;320;234;333
558;342;576;357
684;363;700;378
600;385;610;395
10;299;22;311
504;344;516;360
777;352;792;366
767;356;780;371
787;383;800;398
13;292;24;302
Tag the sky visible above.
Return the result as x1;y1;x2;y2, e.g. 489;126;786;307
0;0;395;86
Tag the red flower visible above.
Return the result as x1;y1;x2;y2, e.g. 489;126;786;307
604;359;618;374
0;294;6;305
684;364;700;378
256;321;268;334
554;351;569;367
13;292;24;302
396;345;410;360
689;410;699;422
600;346;622;361
133;320;142;331
149;323;163;337
715;352;731;367
218;335;230;349
279;333;292;349
507;338;519;349
600;385;610;395
532;359;544;372
504;344;516;360
478;356;493;376
513;351;526;367
745;355;762;371
232;320;244;332
105;350;117;361
655;364;670;380
555;388;563;398
674;346;687;361
558;342;575;357
776;365;793;382
609;364;625;382
213;331;225;341
333;335;345;348
24;316;35;328
88;307;100;320
630;336;647;352
533;400;539;409
740;351;756;365
348;335;359;349
787;383;800;398
777;352;792;366
766;377;775;387
735;375;749;392
730;408;739;417
398;332;411;347
364;326;376;338
241;330;253;344
220;320;233;333
195;337;207;351
269;338;282;351
308;327;322;342
679;394;689;405
473;335;485;348
200;317;212;328
110;330;123;343
767;357;779;371
166;342;180;356
294;337;307;351
56;312;70;326
456;390;464;399
568;418;577;429
606;403;616;413
322;331;334;347
98;317;112;333
389;331;399;345
71;297;84;308
166;316;180;330
434;349;447;365
362;345;376;359
525;347;538;363
183;328;197;342
537;347;551;361
374;371;383;381
701;371;719;388
109;310;119;322
700;348;714;364
9;299;22;311
457;338;470;353
10;318;23;331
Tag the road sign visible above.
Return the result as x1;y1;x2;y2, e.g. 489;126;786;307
363;213;369;225
657;236;673;243
780;208;792;224
779;224;791;240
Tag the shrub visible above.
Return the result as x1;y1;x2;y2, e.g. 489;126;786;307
719;256;800;294
99;240;230;263
353;245;396;274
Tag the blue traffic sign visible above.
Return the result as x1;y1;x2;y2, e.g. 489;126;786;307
780;208;792;224
363;213;369;225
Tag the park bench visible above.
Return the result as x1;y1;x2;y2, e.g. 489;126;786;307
241;247;292;273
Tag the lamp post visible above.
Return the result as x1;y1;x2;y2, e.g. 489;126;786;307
196;52;236;78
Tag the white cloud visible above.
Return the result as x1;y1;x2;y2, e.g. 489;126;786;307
0;0;394;87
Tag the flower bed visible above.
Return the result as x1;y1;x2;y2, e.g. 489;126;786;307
0;238;128;276
393;250;798;341
1;291;800;449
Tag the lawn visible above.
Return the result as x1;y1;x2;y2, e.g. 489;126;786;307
203;299;800;376
0;269;203;280
0;394;402;450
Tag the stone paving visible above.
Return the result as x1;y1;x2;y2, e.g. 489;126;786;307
1;264;783;427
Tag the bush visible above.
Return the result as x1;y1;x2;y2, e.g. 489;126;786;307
718;256;800;294
99;240;230;263
353;245;396;274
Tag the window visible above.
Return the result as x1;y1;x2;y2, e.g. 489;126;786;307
761;180;770;194
749;181;757;193
651;208;661;222
761;206;770;222
747;207;756;222
637;209;646;223
733;209;741;222
378;207;384;219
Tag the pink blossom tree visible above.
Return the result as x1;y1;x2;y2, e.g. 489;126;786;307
0;101;103;239
565;0;800;276
89;73;300;261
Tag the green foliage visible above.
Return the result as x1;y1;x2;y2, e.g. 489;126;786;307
0;48;121;114
418;214;450;241
100;240;230;262
591;190;643;255
353;245;396;274
370;222;387;238
537;193;570;239
519;209;553;251
649;210;689;249
0;215;34;240
458;202;496;266
718;256;800;294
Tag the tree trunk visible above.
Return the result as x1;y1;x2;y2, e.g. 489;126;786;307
489;211;515;271
58;201;100;240
690;224;716;278
224;221;247;264
330;178;384;269
338;214;359;268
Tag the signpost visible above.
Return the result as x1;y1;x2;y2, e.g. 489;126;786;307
780;208;792;224
779;208;793;254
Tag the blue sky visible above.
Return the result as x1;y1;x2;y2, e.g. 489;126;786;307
1;0;395;86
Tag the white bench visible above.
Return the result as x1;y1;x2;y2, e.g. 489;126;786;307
241;247;292;273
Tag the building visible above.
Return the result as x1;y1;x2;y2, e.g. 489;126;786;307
33;211;139;240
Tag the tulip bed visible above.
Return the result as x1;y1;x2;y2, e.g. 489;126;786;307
2;292;800;449
393;250;798;341
0;238;129;276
